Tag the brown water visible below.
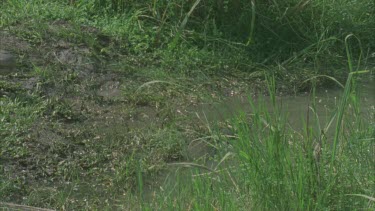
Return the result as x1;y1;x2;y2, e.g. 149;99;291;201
193;81;374;134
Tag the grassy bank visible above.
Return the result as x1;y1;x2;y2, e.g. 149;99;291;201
140;73;374;210
1;0;374;210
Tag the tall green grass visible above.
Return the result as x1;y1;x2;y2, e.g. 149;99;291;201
141;75;374;210
232;72;373;210
140;53;374;210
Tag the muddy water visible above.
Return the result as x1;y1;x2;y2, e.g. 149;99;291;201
194;81;374;134
182;79;374;172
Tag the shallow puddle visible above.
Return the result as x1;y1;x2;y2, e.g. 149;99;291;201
193;80;374;133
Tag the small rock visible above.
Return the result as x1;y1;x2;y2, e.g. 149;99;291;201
0;50;17;75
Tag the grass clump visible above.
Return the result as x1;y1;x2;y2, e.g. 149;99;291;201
141;72;374;210
232;76;373;210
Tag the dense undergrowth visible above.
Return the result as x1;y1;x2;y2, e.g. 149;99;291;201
0;0;374;210
92;0;375;61
2;0;374;74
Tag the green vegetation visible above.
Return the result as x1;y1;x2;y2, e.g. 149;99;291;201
140;73;374;210
0;0;374;210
